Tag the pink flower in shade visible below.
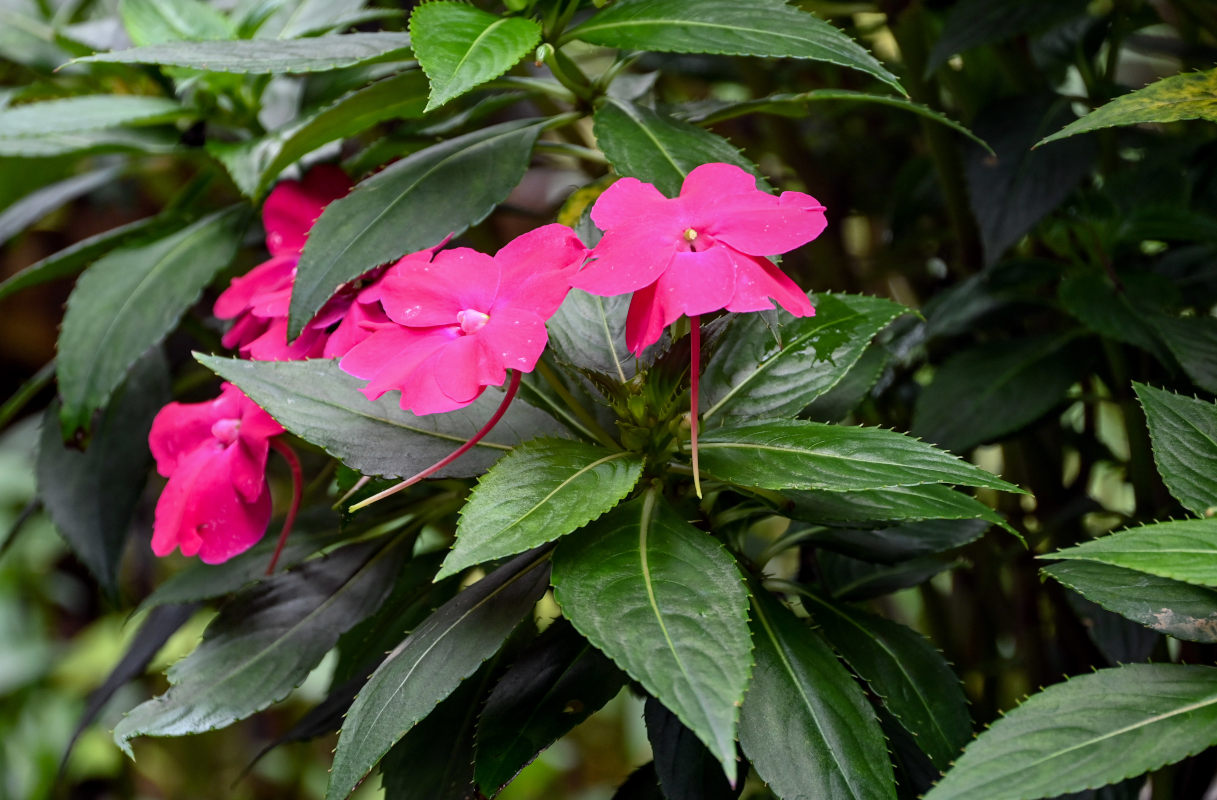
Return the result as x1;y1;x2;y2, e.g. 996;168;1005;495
339;223;587;415
148;383;285;564
570;162;827;354
214;164;356;361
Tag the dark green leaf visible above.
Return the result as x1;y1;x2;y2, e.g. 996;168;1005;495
1047;519;1217;588
1152;314;1217;395
802;343;889;423
1059;272;1177;363
63;604;198;771
257;1;398;39
119;0;235;45
327;550;550;800
0;165;124;248
37;350;168;597
0;216;158;303
57;208;243;439
219;70;429;198
198;356;563;479
613;763;665;800
136;519;349;612
698;419;1023;493
965;98;1096;264
1039;68;1217;147
441;439;643;580
290;117;547;335
379;663;492;800
74;32;413;72
644;696;740;800
803;593;971;770
0;95;184;137
786;484;1011;532
700;293;908;425
546;290;633;380
923;664;1217;800
593;96;758;196
912;334;1084;453
1044;560;1217;644
1134;383;1217;517
0;128;179;157
927;0;1090;71
683;88;990;153
410;1;541;111
822;552;958;600
805;518;993;564
475;620;626;794
552;493;752;783
566;0;902;94
740;589;896;800
115;537;406;754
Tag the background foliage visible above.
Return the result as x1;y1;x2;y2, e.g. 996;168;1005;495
2;0;1217;798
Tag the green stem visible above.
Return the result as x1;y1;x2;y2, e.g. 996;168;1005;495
0;360;54;430
542;47;595;104
534;140;609;165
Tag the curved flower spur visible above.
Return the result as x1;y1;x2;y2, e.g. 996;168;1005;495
571;162;828;495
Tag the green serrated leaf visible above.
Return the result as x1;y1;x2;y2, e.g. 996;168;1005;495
1047;518;1217;588
546;290;633;380
803;342;889;423
924;664;1217;800
326;550;550;800
410;2;540;112
683;88;990;153
119;0;235;46
73;32;413;72
593;96;760;196
57;208;244;439
698;419;1023;494
197;356;565;480
114;537;405;755
701;293;908;424
0;95;185;137
0;165;124;248
911;334;1085;454
290;117;547;335
566;0;902;95
224;70;430;199
1059;272;1177;363
1152;314;1217;395
475;620;626;794
36;350;168;599
0;128;179;158
1043;560;1217;644
805;518;994;564
551;492;752;784
1134;383;1217;518
823;552;958;600
740;588;896;800
786;484;1010;532
441;440;644;580
803;592;971;770
1039;68;1217;148
644;696;740;800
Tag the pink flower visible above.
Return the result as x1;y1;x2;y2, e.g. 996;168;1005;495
339;224;587;415
571;162;827;354
214;164;355;360
148;383;285;564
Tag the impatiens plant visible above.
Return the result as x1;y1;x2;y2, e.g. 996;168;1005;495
6;1;1217;799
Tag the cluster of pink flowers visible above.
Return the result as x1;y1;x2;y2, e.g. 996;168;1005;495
148;161;827;564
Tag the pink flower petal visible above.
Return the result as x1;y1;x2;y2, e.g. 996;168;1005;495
149;401;220;477
679;162;762;203
624;283;666;356
262;164;351;256
477;307;549;373
572;226;679;296
431;335;502;406
323;299;389;358
590;177;672;230
726;251;815;317
214;256;294;319
494;224;585;314
707;191;827;256
378;248;499;327
653;249;737;324
340;326;454;402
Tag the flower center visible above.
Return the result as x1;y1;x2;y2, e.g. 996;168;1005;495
211;418;242;445
683;228;699;243
457;308;490;335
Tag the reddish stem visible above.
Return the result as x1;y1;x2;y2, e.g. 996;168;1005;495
690;315;703;499
349;370;522;512
266;438;302;575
